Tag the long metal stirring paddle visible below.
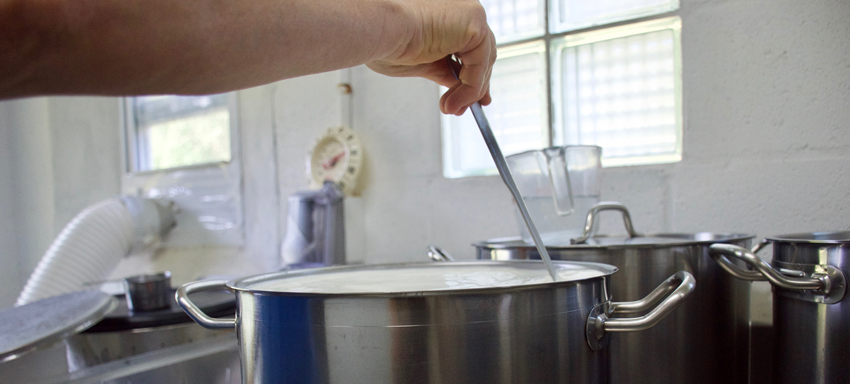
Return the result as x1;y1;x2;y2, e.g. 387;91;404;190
446;56;558;281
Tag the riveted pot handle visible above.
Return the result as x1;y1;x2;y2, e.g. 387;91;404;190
176;280;236;329
586;271;695;350
571;202;640;244
709;244;845;301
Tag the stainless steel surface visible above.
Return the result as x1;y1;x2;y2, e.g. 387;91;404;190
0;332;242;384
475;210;753;384
427;245;455;262
710;243;846;303
68;338;241;384
0;291;117;363
571;202;640;244
125;272;172;311
586;271;695;350
280;181;345;269
179;260;691;384
713;231;850;384
64;322;235;371
446;55;558;280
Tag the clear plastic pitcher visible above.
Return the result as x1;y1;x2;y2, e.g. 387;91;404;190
506;145;602;245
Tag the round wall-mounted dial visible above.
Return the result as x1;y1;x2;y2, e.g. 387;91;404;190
308;126;362;195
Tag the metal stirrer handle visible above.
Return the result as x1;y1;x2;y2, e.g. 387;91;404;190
445;56;558;281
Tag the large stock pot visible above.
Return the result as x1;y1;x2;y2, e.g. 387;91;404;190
474;203;753;384
177;260;694;384
710;231;849;384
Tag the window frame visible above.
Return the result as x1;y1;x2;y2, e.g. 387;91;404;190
442;2;683;178
122;94;239;174
441;41;550;179
548;0;679;34
550;16;683;167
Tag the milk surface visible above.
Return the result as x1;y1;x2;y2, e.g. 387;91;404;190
249;264;607;294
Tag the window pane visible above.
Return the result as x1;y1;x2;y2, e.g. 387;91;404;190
550;0;678;33
131;94;232;171
481;0;546;43
552;17;682;166
442;42;549;178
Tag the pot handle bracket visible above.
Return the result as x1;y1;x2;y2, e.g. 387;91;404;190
571;202;641;244
176;280;237;329
586;271;695;351
709;243;846;304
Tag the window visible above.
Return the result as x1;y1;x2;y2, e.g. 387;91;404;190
442;42;549;178
126;94;233;172
121;93;244;246
442;0;682;178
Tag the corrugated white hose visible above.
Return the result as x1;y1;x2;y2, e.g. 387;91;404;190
15;198;135;306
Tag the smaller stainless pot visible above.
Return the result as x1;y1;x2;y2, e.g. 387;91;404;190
710;231;849;384
475;203;753;384
177;261;695;384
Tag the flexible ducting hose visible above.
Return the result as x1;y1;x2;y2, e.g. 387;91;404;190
15;196;173;306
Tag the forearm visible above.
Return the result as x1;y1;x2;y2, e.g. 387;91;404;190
0;0;412;98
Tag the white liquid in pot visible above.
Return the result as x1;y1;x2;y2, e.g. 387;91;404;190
248;265;607;294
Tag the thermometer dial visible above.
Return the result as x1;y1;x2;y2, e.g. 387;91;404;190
308;126;362;195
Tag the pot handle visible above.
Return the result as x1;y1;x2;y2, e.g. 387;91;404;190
709;243;767;282
571;202;640;244
609;274;685;315
751;239;771;254
709;244;845;303
175;280;237;329
427;246;455;262
586;271;695;351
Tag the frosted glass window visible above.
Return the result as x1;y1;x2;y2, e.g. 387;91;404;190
481;0;546;43
552;17;682;166
550;0;678;33
129;94;233;171
442;42;549;178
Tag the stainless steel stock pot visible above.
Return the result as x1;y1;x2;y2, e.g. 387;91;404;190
710;231;850;384
474;203;753;384
177;260;694;384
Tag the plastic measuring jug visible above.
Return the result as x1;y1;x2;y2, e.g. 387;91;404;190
506;145;602;245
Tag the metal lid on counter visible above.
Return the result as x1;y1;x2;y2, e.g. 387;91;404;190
0;291;116;363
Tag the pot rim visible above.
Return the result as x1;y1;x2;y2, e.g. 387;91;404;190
766;231;850;244
224;260;617;298
474;233;755;250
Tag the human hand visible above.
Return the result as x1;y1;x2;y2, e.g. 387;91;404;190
366;0;496;116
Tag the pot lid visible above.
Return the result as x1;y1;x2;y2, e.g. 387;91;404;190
478;202;752;249
766;231;850;244
0;291;116;363
475;232;754;250
230;261;617;296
